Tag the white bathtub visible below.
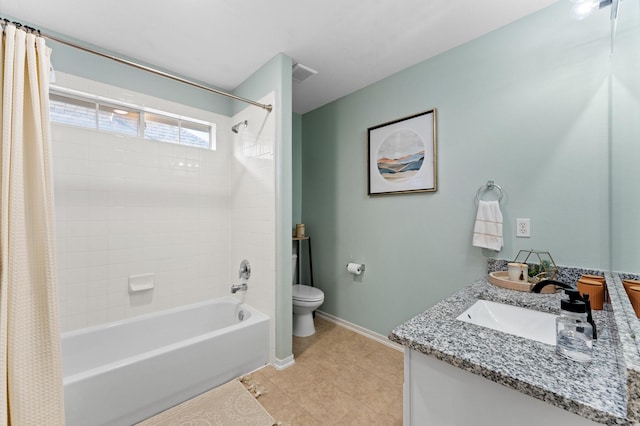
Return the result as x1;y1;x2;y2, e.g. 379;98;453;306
62;296;269;426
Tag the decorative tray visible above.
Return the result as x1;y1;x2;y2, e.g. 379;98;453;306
488;271;556;294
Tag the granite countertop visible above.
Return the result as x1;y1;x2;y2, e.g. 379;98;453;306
389;278;629;425
607;273;640;421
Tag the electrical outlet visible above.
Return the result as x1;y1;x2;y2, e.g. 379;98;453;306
516;218;531;238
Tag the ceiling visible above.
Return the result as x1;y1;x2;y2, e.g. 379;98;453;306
0;0;558;114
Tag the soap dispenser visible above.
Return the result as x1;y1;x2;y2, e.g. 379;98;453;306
556;289;593;362
582;293;597;340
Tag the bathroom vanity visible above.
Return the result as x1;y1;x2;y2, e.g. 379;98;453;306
390;266;640;425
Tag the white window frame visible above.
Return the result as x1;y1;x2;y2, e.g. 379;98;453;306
49;86;216;150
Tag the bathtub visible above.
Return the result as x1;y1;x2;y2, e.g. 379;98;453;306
62;296;269;426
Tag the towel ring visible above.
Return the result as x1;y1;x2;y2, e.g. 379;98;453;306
476;180;504;202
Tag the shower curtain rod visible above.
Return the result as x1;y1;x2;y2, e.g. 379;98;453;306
1;18;273;113
44;33;274;113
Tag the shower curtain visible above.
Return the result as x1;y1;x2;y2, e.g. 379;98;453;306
0;23;65;424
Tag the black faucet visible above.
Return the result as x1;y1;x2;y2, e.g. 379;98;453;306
530;279;575;293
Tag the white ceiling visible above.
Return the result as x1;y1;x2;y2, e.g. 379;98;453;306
0;0;558;114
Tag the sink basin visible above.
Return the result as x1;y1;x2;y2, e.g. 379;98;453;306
456;300;557;346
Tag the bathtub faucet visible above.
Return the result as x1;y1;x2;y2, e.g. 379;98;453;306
231;283;248;294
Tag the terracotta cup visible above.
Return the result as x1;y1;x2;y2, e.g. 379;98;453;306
623;279;640;297
628;286;640;318
581;274;605;284
581;274;608;303
577;278;604;310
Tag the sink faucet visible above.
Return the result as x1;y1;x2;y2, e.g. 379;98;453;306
231;283;248;294
530;279;575;293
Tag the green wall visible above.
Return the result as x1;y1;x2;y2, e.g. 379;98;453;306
293;113;303;226
301;2;633;336
48;38;231;116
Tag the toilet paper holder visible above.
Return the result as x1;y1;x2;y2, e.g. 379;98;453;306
346;263;366;274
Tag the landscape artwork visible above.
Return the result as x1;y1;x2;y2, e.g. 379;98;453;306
376;129;425;182
368;109;437;195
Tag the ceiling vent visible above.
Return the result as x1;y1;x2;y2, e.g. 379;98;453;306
292;63;318;83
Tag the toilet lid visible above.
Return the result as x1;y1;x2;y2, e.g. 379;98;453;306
292;284;324;302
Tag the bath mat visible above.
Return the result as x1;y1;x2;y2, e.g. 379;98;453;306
137;379;277;426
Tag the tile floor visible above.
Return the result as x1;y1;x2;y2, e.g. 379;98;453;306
251;316;404;425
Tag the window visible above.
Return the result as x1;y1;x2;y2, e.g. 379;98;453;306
49;91;215;150
98;105;139;137
144;112;180;144
180;121;212;149
50;94;96;129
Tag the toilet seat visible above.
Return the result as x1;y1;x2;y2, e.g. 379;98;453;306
292;284;324;302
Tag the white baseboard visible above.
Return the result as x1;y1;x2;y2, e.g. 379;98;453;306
273;354;295;370
316;310;403;352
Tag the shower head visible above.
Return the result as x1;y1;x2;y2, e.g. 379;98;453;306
231;120;248;134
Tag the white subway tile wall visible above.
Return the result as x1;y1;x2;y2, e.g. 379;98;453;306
229;92;277;362
52;73;233;331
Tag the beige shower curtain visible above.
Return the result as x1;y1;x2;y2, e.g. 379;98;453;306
0;24;65;424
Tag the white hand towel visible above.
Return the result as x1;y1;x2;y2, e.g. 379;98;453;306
472;200;503;251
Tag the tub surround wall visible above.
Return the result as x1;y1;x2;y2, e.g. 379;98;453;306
53;73;232;331
229;92;277;363
51;50;292;342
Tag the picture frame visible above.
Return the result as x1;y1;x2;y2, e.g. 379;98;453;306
367;109;437;196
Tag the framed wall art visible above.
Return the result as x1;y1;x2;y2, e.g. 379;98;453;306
367;109;437;195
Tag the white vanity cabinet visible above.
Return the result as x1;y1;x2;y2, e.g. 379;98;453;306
403;348;599;426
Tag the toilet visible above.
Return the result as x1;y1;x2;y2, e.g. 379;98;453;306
291;255;324;337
